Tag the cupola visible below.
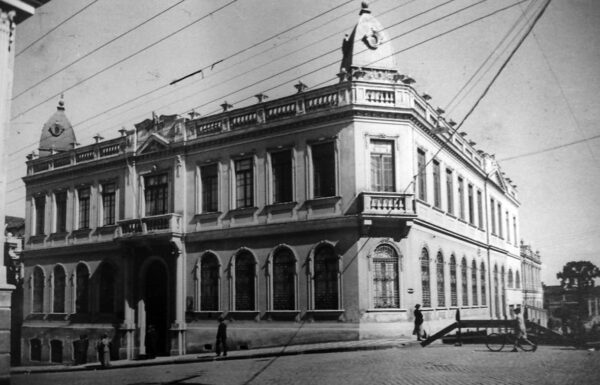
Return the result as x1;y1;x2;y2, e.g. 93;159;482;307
38;97;76;157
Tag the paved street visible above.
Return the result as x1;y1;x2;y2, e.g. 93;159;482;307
12;344;600;385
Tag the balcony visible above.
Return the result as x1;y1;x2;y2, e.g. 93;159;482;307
359;192;416;218
117;214;183;238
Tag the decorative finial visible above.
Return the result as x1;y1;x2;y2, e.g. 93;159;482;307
294;81;308;93
435;107;445;115
254;93;268;103
360;1;371;15
188;110;200;119
422;93;432;101
221;101;233;112
93;134;104;143
57;94;65;110
119;127;128;137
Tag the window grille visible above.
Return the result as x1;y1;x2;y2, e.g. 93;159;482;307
420;249;431;307
201;164;219;212
200;253;219;311
461;258;468;306
437;253;445;307
235;251;255;310
481;262;487;306
273;248;295;310
145;174;168;216
235;159;254;208
471;260;478;306
372;245;399;308
314;245;338;309
450;256;457;307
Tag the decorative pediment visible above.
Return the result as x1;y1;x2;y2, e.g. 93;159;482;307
489;169;508;192
137;133;170;154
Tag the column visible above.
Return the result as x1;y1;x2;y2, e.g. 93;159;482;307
169;239;186;356
119;250;136;359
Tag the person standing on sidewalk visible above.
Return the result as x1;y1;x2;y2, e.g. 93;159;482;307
512;307;537;352
215;316;228;357
96;334;111;368
413;304;425;341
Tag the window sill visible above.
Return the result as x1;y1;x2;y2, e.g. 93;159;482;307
457;218;468;224
194;211;223;220
227;310;260;321
48;232;68;240
468;223;478;229
97;224;118;235
304;309;345;321
447;213;457;219
305;196;341;206
265;201;297;212
265;310;301;321
366;308;407;313
72;228;93;236
29;234;46;243
432;206;445;214
415;199;430;207
229;207;259;215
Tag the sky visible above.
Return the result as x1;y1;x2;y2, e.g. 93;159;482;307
6;0;600;285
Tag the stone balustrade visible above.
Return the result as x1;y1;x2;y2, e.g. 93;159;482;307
360;192;416;217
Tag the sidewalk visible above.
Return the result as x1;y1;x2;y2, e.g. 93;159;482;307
11;337;422;375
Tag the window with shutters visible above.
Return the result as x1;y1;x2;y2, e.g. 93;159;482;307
472;260;478;306
450;255;457;307
480;262;487;306
200;253;220;311
235;159;254;208
420;249;431;308
34;196;45;235
33;267;44;313
461;258;468;306
78;187;90;229
436;253;445;307
372;244;399;308
235;251;256;310
417;149;427;201
75;263;90;314
271;150;293;203
312;142;336;198
446;169;454;214
314;245;339;309
145;174;169;216
102;183;116;225
55;191;67;233
370;140;394;192
272;248;296;310
201;164;219;213
53;265;66;313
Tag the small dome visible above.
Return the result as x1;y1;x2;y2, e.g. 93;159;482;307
39;98;76;157
340;3;397;74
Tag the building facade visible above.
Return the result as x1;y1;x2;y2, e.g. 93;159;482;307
19;4;527;365
520;242;546;326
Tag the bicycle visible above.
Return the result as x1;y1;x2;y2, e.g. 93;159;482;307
485;331;537;352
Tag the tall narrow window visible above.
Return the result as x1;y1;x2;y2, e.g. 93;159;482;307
497;203;503;238
53;265;66;313
370;140;394;192
420;249;431;308
200;253;219;311
272;248;295;310
201;164;219;212
505;211;510;243
515;270;521;289
477;190;483;229
480;262;487;306
75;264;90;314
34;196;45;235
145;174;169;216
436;253;445;307
271;150;293;203
471;260;478;306
235;251;256;310
235;159;254;208
513;216;518;246
461;258;468;306
312;142;336;198
313;245;338;309
446;169;454;214
33;267;44;313
501;266;506;318
372;244;399;308
417;149;427;201
490;198;496;234
467;184;474;225
508;269;514;288
98;263;116;313
78;187;90;229
433;160;441;208
55;191;67;233
102;183;116;225
494;265;500;317
450;255;457;307
458;177;465;220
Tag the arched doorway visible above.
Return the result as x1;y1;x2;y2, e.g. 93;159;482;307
144;260;169;356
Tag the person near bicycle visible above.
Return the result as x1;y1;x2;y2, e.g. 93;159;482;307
512;307;537;352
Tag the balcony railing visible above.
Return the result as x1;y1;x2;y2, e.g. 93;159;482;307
359;192;415;217
117;213;182;237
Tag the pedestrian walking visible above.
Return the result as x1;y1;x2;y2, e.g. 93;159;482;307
215;316;227;357
413;304;425;341
96;333;111;367
512;307;537;352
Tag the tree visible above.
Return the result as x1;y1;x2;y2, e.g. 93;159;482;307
557;261;600;290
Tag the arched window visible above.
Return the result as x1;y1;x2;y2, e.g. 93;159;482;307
372;244;399;309
471;260;478;306
98;263;116;313
450;255;457;307
515;270;521;289
461;258;468;306
53;265;66;313
200;253;220;311
235;251;256;311
272;247;296;310
508;269;514;288
75;263;90;314
313;244;339;309
501;266;506;318
420;249;431;308
493;265;500;317
436;252;445;307
480;262;487;306
33;267;44;313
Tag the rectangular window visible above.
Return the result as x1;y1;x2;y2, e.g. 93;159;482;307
201;164;219;212
458;177;465;220
468;184;474;225
490;198;496;234
312;142;336;198
446;169;453;214
513;216;518;245
34;196;45;235
497;203;503;238
235;159;254;208
417;149;427;201
433;160;441;208
145;174;169;216
271;150;293;203
55;191;67;233
102;183;116;225
506;211;510;243
370;140;394;192
477;190;483;229
78;188;90;229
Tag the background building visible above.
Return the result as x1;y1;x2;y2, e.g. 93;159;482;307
19;4;526;365
520;241;546;326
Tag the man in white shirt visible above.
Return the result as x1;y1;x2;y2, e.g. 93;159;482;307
512;307;537;352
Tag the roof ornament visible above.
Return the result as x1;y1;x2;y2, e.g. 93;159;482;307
359;1;371;15
294;81;308;93
220;101;233;112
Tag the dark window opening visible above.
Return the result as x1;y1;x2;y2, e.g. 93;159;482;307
145;174;169;216
235;252;255;310
271;150;293;203
273;248;295;310
312;142;336;198
314;245;338;309
201;164;219;213
235;159;254;208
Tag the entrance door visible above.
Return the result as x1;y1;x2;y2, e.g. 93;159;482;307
145;261;169;356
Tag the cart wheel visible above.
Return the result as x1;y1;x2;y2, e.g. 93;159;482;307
485;333;506;352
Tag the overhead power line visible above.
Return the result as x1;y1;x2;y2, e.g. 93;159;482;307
499;133;600;162
16;0;100;57
10;0;239;121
